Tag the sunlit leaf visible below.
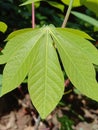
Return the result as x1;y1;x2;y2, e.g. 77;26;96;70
0;22;7;33
1;29;44;96
1;26;64;119
0;28;37;64
50;28;98;101
61;0;82;7
56;28;98;65
64;28;94;40
28;31;64;118
1;25;98;119
6;28;33;41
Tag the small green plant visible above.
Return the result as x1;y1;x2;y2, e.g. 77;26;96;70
57;115;74;130
0;0;98;119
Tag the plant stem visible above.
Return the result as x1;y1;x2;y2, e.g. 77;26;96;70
32;3;35;28
32;3;41;129
34;115;41;130
61;0;74;28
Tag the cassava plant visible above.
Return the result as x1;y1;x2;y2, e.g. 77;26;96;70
0;0;98;119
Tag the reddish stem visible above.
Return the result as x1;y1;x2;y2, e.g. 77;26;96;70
32;3;35;28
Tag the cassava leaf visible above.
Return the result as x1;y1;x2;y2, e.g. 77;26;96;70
28;31;64;118
0;22;7;33
50;28;98;101
72;11;98;28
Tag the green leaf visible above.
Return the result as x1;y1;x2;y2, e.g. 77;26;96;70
28;30;64;119
50;28;98;101
1;26;64;118
56;28;98;65
0;22;7;33
82;0;98;16
61;0;82;7
1;29;44;96
64;28;94;40
0;29;34;64
61;0;98;15
72;11;98;28
0;56;6;65
0;28;37;64
1;25;98;119
47;1;64;12
21;0;40;9
6;28;33;41
57;115;74;130
20;0;42;6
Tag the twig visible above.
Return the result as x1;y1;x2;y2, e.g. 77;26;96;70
34;115;41;130
61;0;74;28
64;78;70;87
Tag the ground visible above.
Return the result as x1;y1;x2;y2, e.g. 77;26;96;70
0;85;98;130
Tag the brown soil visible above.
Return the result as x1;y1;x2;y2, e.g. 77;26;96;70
0;85;98;130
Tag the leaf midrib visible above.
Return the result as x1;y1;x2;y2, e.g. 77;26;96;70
43;30;48;115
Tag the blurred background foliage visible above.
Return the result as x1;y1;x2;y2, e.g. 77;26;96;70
0;1;98;29
0;0;98;39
